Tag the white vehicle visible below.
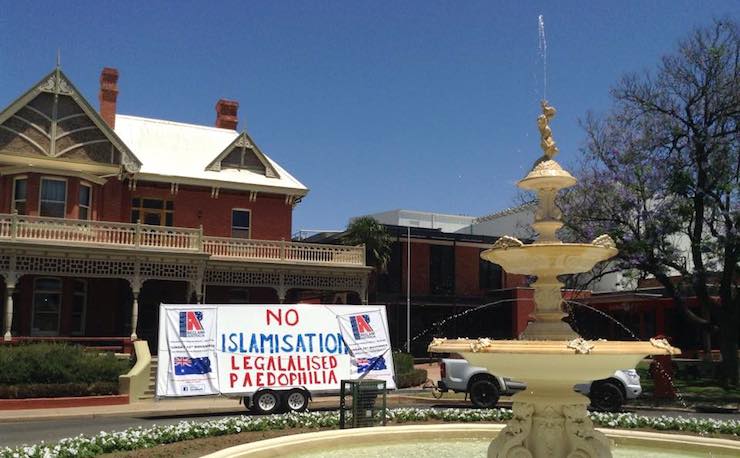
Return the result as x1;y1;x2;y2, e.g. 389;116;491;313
438;355;641;412
156;304;396;414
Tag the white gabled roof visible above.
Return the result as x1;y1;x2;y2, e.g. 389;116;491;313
114;115;308;195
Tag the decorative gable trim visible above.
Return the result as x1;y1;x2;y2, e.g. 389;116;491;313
0;67;142;173
205;131;280;178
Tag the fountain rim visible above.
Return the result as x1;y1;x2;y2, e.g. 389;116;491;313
199;423;740;458
427;338;680;356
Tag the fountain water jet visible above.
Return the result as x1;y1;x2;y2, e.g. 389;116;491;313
428;101;680;458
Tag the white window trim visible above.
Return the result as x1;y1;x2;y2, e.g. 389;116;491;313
39;176;68;218
31;277;63;337
71;279;87;336
231;208;252;239
11;175;27;214
79;182;92;220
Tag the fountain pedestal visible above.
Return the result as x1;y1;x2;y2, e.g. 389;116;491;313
490;389;607;458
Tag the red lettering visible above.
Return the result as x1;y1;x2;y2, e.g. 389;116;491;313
231;356;238;370
243;356;252;370
278;373;288;385
266;308;281;325
229;373;237;388
242;372;252;387
267;372;276;385
256;372;264;387
329;356;338;368
285;308;299;326
254;357;264;370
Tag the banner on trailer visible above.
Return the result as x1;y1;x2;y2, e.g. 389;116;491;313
336;310;395;384
158;304;396;397
156;305;219;397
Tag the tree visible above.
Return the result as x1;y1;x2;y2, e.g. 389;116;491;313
343;216;392;273
560;19;739;384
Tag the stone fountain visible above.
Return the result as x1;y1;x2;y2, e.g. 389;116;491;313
428;101;680;458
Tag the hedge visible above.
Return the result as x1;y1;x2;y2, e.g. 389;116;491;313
0;382;119;399
0;343;130;389
396;368;428;388
392;352;426;388
393;351;414;374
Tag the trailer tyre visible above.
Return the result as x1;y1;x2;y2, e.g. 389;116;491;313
284;388;309;412
252;390;281;415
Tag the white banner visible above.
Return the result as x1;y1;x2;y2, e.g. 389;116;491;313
336;310;395;383
157;305;219;397
157;304;396;397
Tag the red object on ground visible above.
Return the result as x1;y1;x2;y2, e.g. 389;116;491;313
651;354;676;399
0;394;129;410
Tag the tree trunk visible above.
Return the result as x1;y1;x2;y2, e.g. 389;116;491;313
719;304;739;386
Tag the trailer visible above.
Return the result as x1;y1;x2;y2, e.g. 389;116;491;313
156;303;396;414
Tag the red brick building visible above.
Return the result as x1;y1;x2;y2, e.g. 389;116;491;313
0;67;370;349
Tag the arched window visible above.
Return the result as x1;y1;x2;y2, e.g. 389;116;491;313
32;277;62;336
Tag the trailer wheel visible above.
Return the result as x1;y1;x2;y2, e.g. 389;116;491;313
242;396;251;411
283;388;309;412
252;390;281;415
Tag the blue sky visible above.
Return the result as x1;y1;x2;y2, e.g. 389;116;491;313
0;2;737;233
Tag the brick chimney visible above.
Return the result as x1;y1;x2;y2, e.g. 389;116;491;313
99;67;119;128
215;99;239;130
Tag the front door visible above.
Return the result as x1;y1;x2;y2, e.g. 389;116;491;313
31;277;62;336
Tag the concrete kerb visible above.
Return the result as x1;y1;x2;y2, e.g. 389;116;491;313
0;390;702;424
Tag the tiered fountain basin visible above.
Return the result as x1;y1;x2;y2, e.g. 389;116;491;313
480;243;618;276
202;424;740;458
427;338;678;386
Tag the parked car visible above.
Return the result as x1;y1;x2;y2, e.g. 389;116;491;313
438;354;641;412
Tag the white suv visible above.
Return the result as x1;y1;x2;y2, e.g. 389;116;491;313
439;355;641;412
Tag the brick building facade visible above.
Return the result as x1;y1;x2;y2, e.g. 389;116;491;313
0;66;370;349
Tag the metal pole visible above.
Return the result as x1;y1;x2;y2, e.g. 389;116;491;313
406;225;411;353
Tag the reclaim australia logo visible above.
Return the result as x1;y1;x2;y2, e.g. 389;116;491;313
349;314;376;340
179;311;205;338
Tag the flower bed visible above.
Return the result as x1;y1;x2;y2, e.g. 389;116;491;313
1;408;738;458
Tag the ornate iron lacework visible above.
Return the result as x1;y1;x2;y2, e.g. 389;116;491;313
139;262;198;281
14;256;137;278
284;273;364;290
204;270;281;287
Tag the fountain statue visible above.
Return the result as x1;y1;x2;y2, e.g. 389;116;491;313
428;101;680;458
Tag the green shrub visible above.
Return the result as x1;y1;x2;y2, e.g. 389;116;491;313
0;382;119;399
0;343;130;387
392;351;414;375
395;368;427;388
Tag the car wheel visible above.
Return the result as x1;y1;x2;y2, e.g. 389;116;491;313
251;389;281;415
589;382;624;412
469;379;500;409
283;388;309;412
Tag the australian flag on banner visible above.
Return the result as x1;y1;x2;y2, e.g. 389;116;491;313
174;356;212;376
357;356;387;373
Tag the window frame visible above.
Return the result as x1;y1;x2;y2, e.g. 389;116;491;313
70;279;87;336
231;208;251;239
31;277;63;336
39;177;68;218
130;197;174;227
11;175;28;215
78;182;92;220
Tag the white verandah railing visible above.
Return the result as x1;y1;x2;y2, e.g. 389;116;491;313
0;212;365;267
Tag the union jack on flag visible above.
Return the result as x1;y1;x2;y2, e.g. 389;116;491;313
175;357;192;367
